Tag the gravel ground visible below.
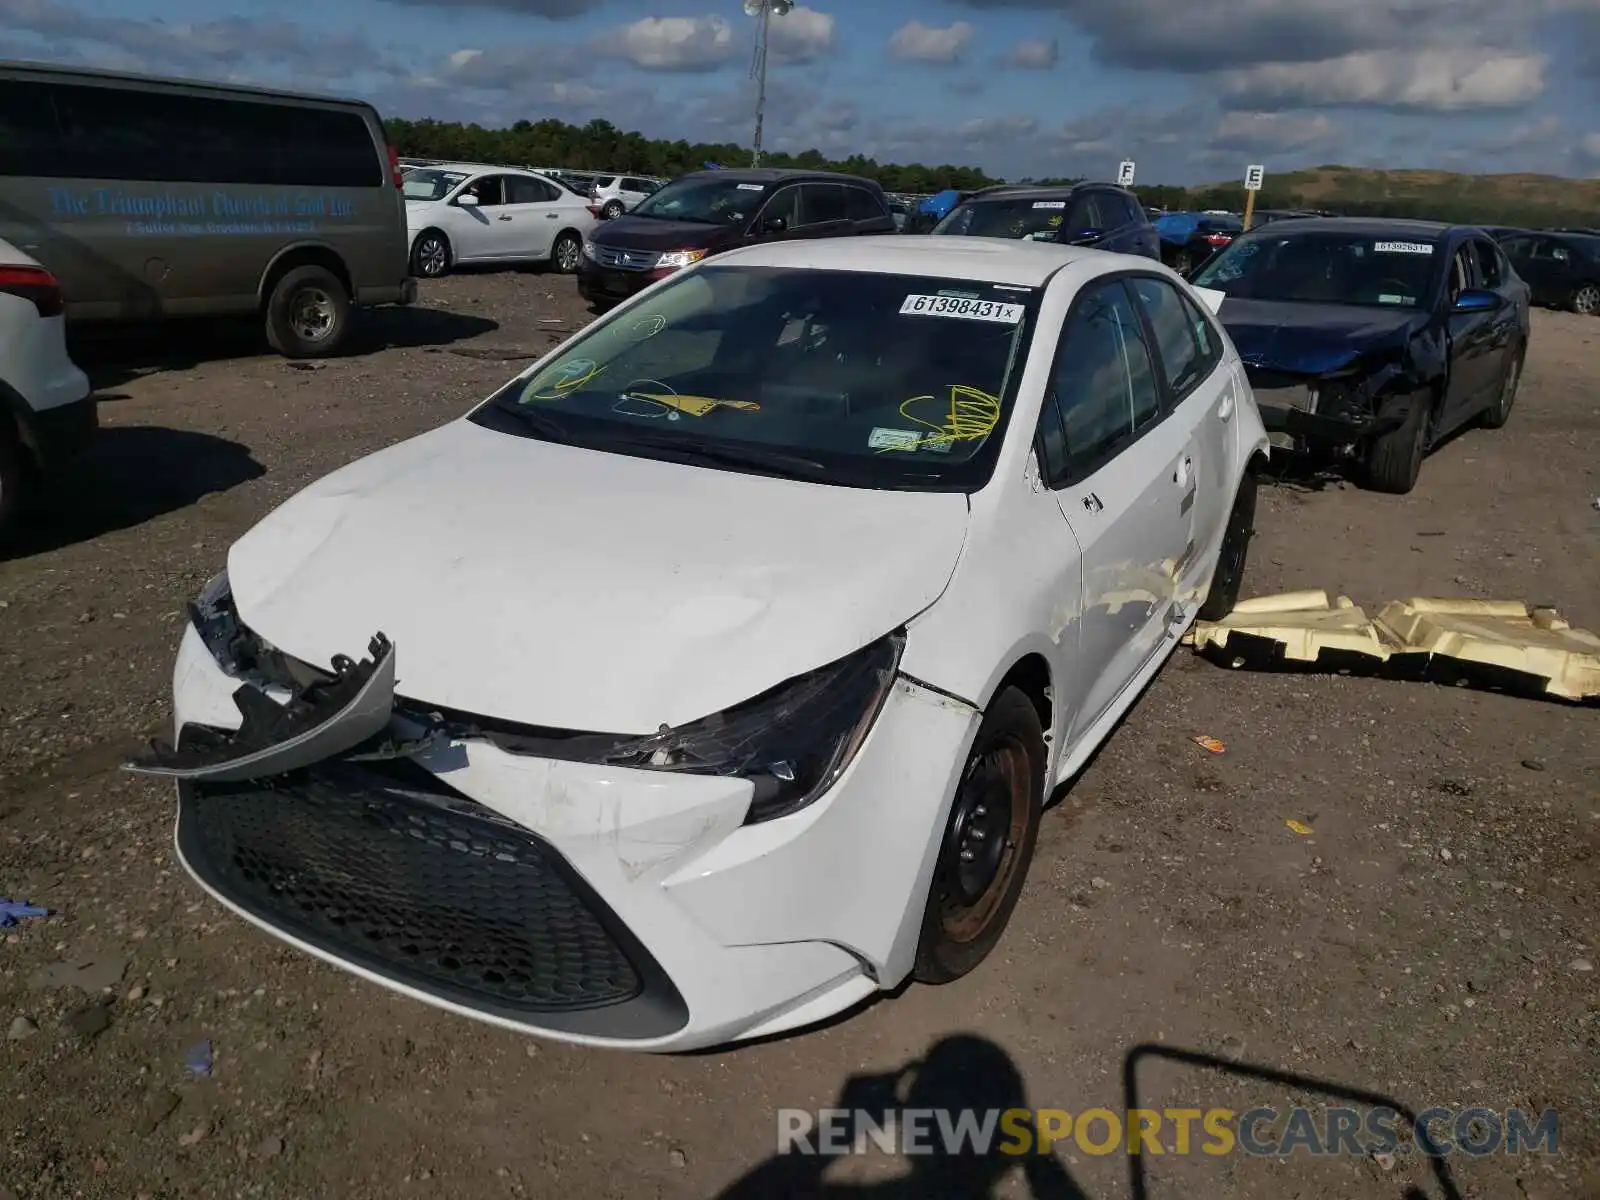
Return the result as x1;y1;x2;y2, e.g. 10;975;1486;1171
1;271;1596;1200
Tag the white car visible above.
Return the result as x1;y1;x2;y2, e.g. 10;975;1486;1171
590;174;664;220
141;237;1266;1051
0;237;94;542
401;163;597;278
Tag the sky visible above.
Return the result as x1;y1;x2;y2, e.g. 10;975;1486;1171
4;0;1600;185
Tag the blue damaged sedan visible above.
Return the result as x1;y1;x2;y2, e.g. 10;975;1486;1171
1191;218;1531;494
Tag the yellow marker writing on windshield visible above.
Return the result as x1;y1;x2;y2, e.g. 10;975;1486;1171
884;385;1001;452
624;393;760;417
530;359;605;401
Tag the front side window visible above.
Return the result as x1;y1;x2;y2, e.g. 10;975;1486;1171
402;168;470;201
472;267;1040;492
1472;239;1503;288
1193;230;1442;309
631;176;770;225
462;176;506;207
1040;281;1162;482
1128;277;1221;401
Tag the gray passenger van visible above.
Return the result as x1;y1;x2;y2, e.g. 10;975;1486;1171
0;61;415;357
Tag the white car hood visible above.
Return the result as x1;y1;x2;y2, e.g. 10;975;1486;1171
226;420;970;734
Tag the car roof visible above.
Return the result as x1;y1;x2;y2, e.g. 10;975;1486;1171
710;235;1129;286
408;162;544;178
670;168;882;187
1;57;372;109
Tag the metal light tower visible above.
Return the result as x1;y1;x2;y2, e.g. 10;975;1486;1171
745;0;792;166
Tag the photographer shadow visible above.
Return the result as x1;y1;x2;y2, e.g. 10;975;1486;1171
712;1033;1087;1200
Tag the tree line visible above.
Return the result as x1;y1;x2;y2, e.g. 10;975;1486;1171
387;116;1597;228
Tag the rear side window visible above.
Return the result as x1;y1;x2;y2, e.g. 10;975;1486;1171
799;183;849;225
844;186;887;223
1066;193;1106;234
1128;276;1223;402
507;175;558;203
0;78;383;187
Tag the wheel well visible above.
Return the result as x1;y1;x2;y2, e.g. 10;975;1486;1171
553;227;582;245
260;246;352;308
992;654;1052;736
413;226;448;249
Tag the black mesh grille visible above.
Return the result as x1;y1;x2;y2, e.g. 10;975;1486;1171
176;756;687;1038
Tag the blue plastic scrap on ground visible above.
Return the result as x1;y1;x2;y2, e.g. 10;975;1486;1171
185;1039;214;1078
0;899;48;927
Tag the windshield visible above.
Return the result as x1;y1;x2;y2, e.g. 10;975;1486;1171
933;198;1068;242
1192;230;1441;308
401;168;469;202
471;266;1038;491
630;176;770;225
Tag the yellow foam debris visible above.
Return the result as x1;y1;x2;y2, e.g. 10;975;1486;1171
1184;590;1393;662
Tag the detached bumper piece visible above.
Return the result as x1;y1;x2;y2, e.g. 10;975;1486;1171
177;756;688;1039
1186;591;1600;703
126;634;396;782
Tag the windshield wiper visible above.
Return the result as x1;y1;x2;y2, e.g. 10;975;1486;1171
605;433;830;481
492;400;572;442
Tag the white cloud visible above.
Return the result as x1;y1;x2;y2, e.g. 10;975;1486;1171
1580;132;1600;164
1222;48;1547;111
888;20;974;65
1211;111;1341;153
955;115;1038;143
612;14;734;72
1005;37;1058;69
768;5;835;63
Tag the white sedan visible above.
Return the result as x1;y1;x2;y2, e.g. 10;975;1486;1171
401;163;596;278
137;237;1267;1051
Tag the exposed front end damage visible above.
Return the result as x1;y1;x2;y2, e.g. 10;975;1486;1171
1244;339;1439;454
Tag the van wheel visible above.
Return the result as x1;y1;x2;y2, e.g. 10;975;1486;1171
1198;469;1257;621
411;231;452;278
0;425;36;548
265;266;350;359
550;232;582;275
912;687;1045;985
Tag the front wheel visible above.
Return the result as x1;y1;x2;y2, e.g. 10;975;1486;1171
549;231;582;275
1364;390;1432;494
912;687;1045;985
411;231;452;278
1572;283;1599;316
264;265;350;359
1198;469;1258;621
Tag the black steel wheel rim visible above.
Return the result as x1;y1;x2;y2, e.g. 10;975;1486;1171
938;736;1029;942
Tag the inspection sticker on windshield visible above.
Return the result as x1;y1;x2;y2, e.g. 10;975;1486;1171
1374;241;1434;255
869;427;951;452
1031;200;1066;209
900;294;1024;323
735;183;765;191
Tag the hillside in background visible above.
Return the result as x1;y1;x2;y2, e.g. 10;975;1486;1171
389;116;1599;227
1158;166;1600;227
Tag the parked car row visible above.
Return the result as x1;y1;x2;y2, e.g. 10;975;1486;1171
1491;228;1600;315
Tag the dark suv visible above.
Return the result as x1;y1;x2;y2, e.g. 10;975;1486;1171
578;168;897;307
928;183;1160;259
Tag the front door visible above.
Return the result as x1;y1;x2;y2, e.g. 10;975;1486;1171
1442;242;1498;427
1037;277;1192;744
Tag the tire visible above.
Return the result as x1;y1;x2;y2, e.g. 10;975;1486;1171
1479;346;1523;429
549;231;582;275
410;231;452;279
264;265;351;359
602;200;625;220
912;686;1046;985
0;423;35;549
1198;469;1258;621
1572;283;1600;316
1363;390;1432;495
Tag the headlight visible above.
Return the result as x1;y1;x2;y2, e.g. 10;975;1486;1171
188;570;332;692
656;248;707;269
601;634;903;824
582;240;597;260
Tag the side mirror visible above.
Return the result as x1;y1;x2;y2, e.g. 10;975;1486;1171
1068;229;1102;246
760;215;788;234
1452;288;1502;313
455;193;479;207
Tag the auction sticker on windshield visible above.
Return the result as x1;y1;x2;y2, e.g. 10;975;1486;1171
900;294;1024;323
1374;241;1435;255
1031;201;1066;209
736;183;765;191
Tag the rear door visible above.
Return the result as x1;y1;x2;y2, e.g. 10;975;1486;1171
1038;277;1193;743
506;174;561;258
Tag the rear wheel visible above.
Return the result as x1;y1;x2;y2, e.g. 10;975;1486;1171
1479;347;1523;429
1364;390;1432;494
264;265;350;359
1198;469;1258;621
0;423;35;548
912;687;1045;984
1572;283;1600;316
602;200;625;220
550;231;582;275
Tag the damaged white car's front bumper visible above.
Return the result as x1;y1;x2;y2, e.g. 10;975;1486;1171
163;620;981;1051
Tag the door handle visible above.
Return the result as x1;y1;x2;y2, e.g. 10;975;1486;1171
1173;456;1192;487
1081;492;1104;514
498;215;513;221
545;212;558;219
1218;391;1235;421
